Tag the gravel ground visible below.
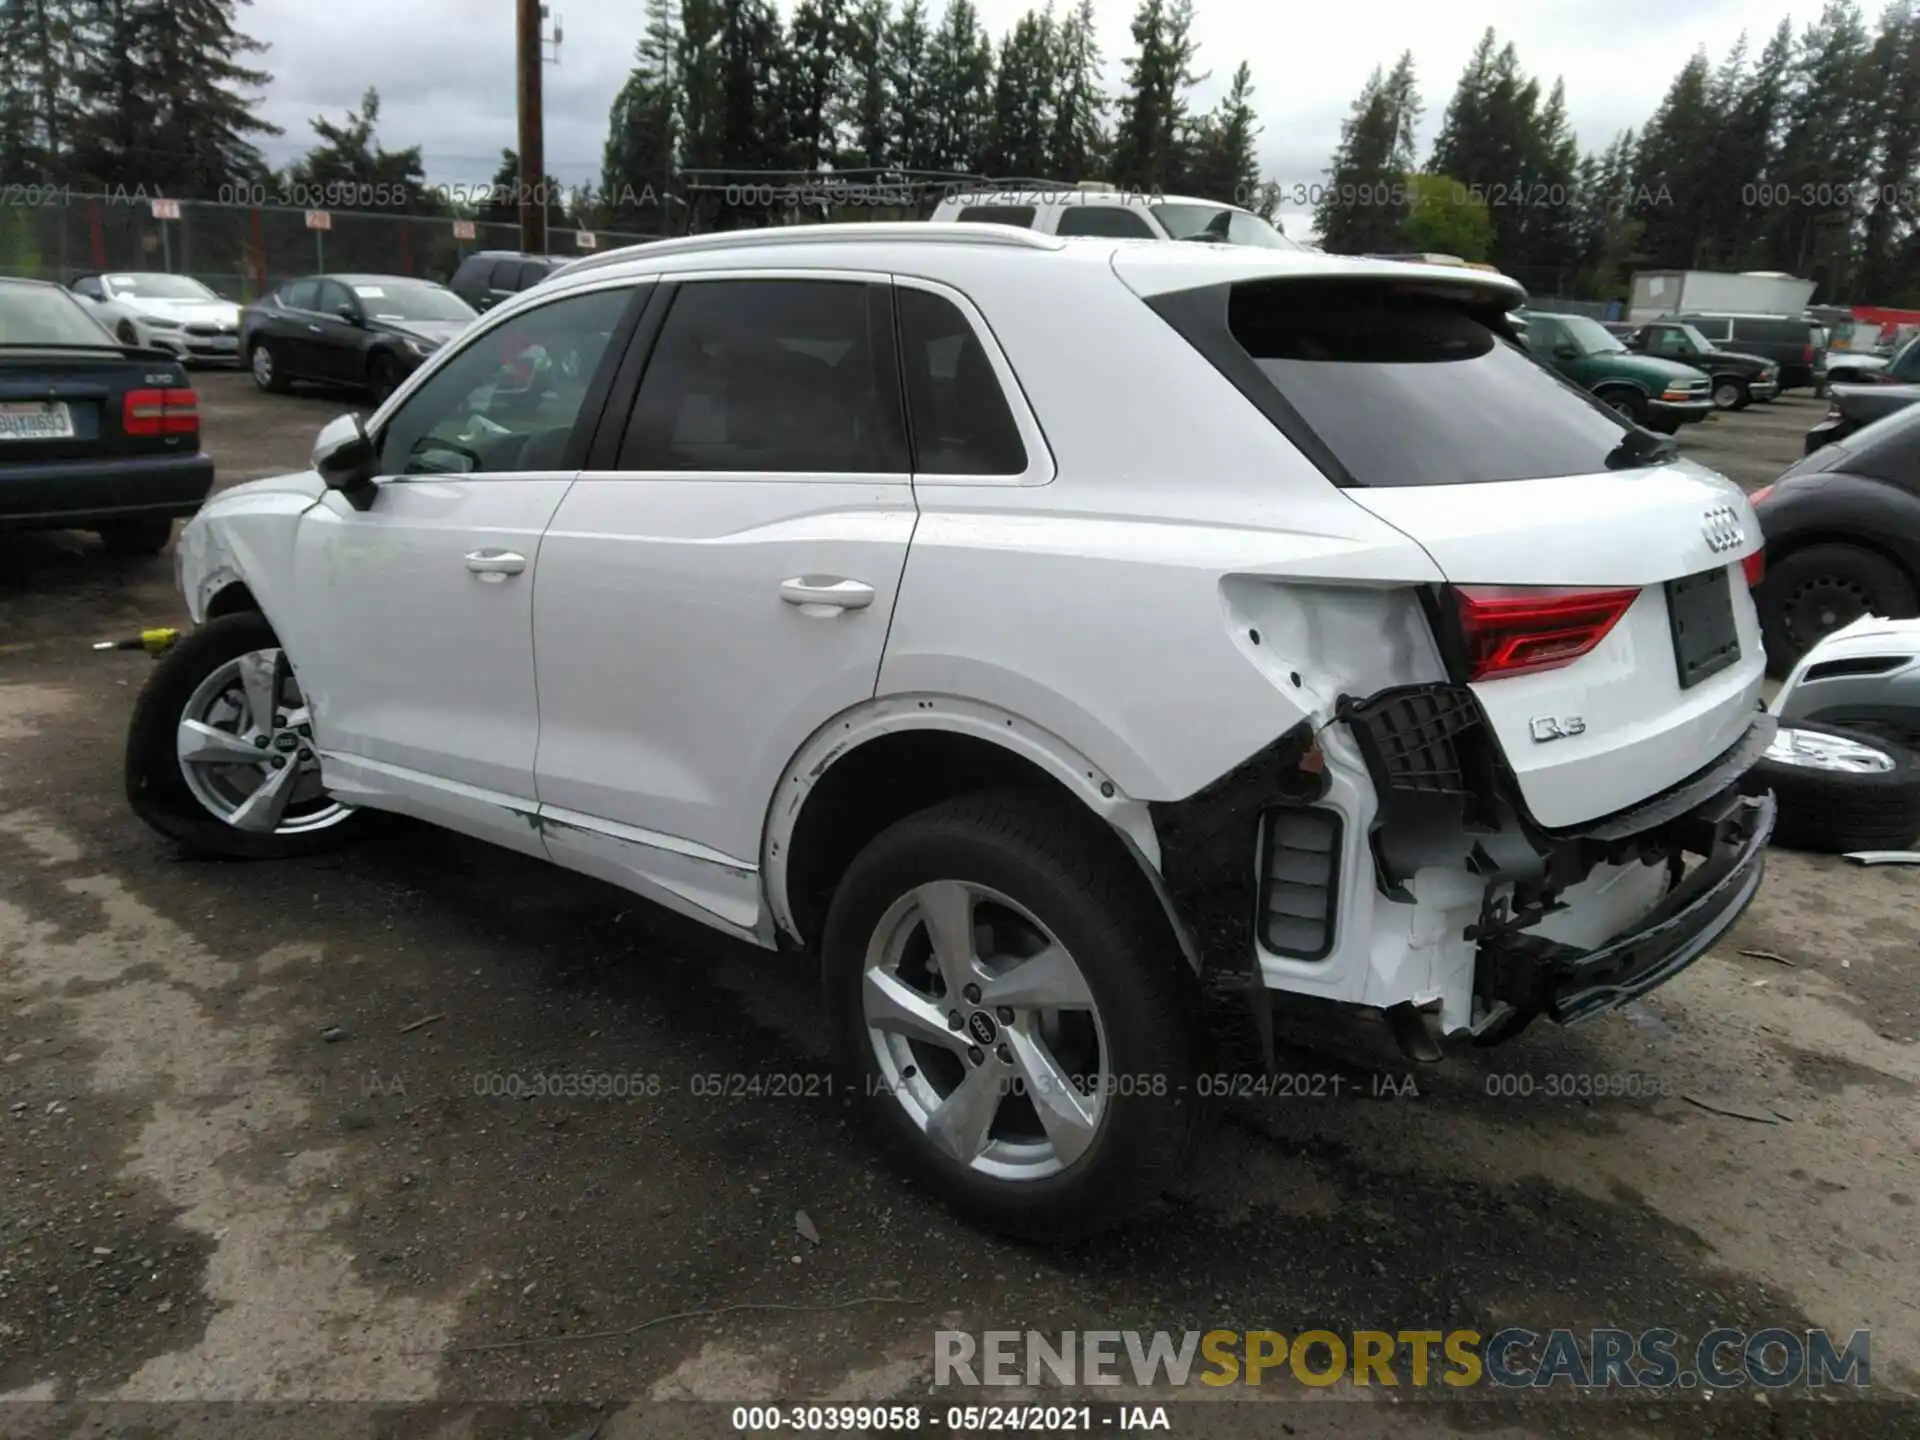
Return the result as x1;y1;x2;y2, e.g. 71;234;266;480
1;376;1915;1439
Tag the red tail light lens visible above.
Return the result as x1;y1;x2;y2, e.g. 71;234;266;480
1803;344;1814;363
123;387;199;436
1743;549;1765;586
1454;585;1641;682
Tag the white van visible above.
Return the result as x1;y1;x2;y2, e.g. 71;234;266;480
929;182;1301;250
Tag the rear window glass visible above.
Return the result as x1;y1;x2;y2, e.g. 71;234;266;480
0;283;117;347
1222;281;1638;488
955;205;1036;227
1055;205;1156;238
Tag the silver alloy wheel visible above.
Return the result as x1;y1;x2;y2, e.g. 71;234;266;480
250;344;273;388
1713;381;1742;409
1765;726;1897;775
175;647;355;834
862;880;1108;1181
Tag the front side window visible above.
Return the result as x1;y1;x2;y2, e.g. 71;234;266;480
1888;338;1920;382
618;279;905;473
896;287;1027;475
350;281;475;324
1055;205;1156;238
71;276;104;300
376;285;637;476
316;280;356;318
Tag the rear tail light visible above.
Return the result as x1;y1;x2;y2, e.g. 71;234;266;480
1747;484;1773;507
1453;584;1641;682
123;387;198;437
1743;549;1765;586
1803;344;1814;363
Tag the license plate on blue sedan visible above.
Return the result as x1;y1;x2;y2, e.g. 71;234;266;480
0;401;75;441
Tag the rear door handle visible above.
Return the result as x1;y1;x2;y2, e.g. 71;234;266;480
779;576;874;614
466;549;527;581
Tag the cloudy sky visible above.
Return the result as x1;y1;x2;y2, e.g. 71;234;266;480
245;0;1892;234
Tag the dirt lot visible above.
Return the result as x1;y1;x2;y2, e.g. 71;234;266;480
1;377;1917;1439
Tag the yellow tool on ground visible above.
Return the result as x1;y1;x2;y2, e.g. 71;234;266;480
93;628;180;656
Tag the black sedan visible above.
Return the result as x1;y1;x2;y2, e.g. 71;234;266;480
0;277;213;555
241;275;478;403
1753;399;1920;672
1616;320;1779;409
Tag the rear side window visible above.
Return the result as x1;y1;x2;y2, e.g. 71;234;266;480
488;260;521;288
518;261;550;290
896;287;1027;475
1161;280;1637;488
1688;316;1733;341
1732;319;1797;344
955;205;1036;227
619;279;906;474
281;279;318;310
1055;205;1156;238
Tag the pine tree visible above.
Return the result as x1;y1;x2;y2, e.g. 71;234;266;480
478;148;575;232
1;0;83;182
1858;1;1920;297
785;0;849;171
1185;60;1260;205
1046;0;1106;181
1763;1;1876;295
884;0;935;173
676;0;725;173
1513;77;1581;287
1570;129;1642;299
283;88;427;200
69;0;278;195
840;0;893;169
1315;52;1419;254
1109;0;1203;192
1631;50;1716;268
985;8;1056;178
924;0;993;174
1428;28;1496;186
603;0;681;231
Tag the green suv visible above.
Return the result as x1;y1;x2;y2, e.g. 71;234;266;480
1518;311;1715;434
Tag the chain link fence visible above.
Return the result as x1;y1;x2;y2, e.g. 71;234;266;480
0;191;666;299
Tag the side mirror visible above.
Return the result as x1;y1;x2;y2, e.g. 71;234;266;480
336;304;361;325
313;412;378;511
1552;343;1579;361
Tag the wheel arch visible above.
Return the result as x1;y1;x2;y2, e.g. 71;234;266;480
763;696;1195;968
1764;527;1920;590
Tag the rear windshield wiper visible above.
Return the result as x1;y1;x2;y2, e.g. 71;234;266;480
1604;427;1679;469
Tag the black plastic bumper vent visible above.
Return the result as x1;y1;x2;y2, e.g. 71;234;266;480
1260;807;1341;959
1336;686;1483;797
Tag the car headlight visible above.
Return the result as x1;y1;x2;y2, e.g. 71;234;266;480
145;316;184;329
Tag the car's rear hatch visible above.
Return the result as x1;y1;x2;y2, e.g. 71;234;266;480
1122;251;1767;828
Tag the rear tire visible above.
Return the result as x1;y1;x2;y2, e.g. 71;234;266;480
249;339;288;393
1757;543;1919;675
126;612;370;860
97;518;174;557
1755;722;1920;853
822;789;1203;1243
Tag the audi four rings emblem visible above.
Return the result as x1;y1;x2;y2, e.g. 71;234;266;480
1701;505;1745;554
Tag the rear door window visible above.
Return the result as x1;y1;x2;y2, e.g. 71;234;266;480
955;205;1036;228
1161;279;1638;488
488;260;521;289
896;287;1028;475
1055;205;1156;238
618;279;907;474
281;279;319;311
518;261;551;290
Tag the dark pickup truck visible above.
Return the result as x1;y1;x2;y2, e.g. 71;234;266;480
1615;319;1780;410
1;277;214;554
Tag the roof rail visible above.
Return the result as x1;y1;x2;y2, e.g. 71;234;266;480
550;221;1064;280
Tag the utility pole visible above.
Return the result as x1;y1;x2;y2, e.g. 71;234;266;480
516;0;547;254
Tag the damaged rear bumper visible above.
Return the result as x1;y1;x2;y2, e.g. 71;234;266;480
1476;786;1775;1028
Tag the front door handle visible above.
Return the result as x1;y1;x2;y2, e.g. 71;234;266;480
308;324;323;333
779;576;875;615
466;549;527;582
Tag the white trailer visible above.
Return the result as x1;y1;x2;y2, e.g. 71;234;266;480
1628;270;1817;322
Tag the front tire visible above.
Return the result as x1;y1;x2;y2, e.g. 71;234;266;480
1597;387;1646;426
1757;543;1919;675
1712;378;1750;410
822;790;1202;1243
367;352;402;404
125;612;368;859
